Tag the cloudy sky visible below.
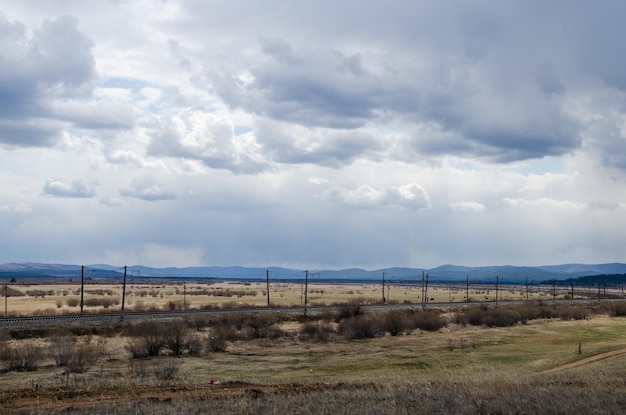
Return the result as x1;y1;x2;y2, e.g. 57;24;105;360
1;1;625;270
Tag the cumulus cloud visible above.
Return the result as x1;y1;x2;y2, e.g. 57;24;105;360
147;109;269;174
119;179;176;201
327;183;430;210
0;13;135;148
503;197;586;210
43;179;96;198
449;201;486;212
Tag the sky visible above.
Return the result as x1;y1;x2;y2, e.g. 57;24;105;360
0;1;625;270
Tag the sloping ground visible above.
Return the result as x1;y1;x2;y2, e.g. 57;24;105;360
540;347;626;375
8;377;626;415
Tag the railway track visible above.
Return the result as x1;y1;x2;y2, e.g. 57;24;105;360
0;297;615;328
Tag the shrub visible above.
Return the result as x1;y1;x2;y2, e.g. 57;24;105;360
412;311;447;332
610;301;626;317
299;322;334;343
558;306;587;321
65;338;106;374
25;289;49;298
335;301;363;322
465;307;485;326
483;309;521;327
459;306;522;327
338;315;384;340
207;326;230;352
1;287;25;297
49;335;76;367
126;321;165;358
384;311;411;336
161;320;195;356
0;341;45;371
66;298;80;307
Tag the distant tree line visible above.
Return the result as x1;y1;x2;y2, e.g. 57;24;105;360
542;274;626;287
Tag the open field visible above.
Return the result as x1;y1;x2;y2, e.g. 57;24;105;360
2;280;621;316
0;301;625;413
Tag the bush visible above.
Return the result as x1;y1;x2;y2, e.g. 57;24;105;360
300;322;334;343
384;311;411;336
459;306;522;327
335;301;363;322
610;301;626;317
66;298;80;307
207;326;230;352
161;320;195;356
126;321;165;358
483;309;521;327
49;335;76;367
465;307;485;326
0;341;45;371
558;306;587;321
1;287;25;297
65;339;106;374
412;311;447;332
338;315;383;340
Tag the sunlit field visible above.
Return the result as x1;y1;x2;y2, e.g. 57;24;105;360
1;280;615;316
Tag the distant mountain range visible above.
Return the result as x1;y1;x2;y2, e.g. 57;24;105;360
1;262;625;283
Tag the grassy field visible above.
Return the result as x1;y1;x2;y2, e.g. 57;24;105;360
0;280;602;316
0;299;625;413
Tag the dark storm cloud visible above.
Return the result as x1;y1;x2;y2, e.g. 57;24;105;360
197;1;626;167
0;14;130;147
207;39;385;130
253;119;384;167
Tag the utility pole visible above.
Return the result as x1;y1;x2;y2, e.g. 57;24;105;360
525;276;529;300
183;281;187;310
421;271;425;309
382;272;386;304
266;269;270;307
4;283;7;318
80;266;85;315
466;275;469;303
495;275;499;305
553;279;557;303
424;273;429;309
571;279;575;299
303;270;309;316
121;266;127;320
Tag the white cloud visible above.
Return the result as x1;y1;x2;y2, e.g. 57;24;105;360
42;179;96;198
0;2;625;269
119;179;176;202
449;201;486;212
0;203;32;214
327;183;430;210
502;197;586;210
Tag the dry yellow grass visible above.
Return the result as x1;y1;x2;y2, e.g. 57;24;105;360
1;280;582;316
